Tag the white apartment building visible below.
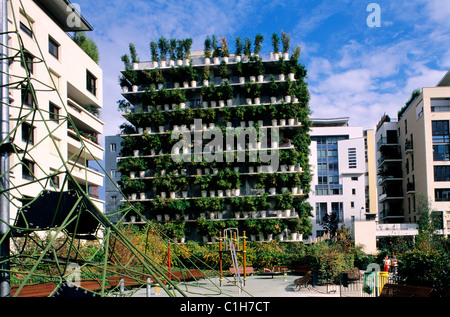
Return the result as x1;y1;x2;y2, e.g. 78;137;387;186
308;118;376;238
376;71;450;234
5;0;104;222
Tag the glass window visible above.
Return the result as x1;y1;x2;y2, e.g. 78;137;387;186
22;159;34;180
86;70;97;96
49;102;60;122
315;202;327;224
434;165;450;181
433;144;450;161
435;189;450;201
48;36;60;59
22;122;34;145
432;121;449;143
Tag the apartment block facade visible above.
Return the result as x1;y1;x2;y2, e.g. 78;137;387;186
376;71;450;234
116;35;313;242
6;0;104;222
308;118;377;238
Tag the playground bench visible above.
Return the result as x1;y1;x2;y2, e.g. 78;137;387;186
292;266;313;275
10;282;56;297
379;283;434;297
229;267;254;276
107;276;141;289
260;266;290;278
165;269;204;281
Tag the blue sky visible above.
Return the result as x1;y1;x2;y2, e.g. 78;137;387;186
74;0;450;142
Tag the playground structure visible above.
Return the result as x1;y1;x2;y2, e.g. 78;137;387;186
0;0;247;298
219;228;247;290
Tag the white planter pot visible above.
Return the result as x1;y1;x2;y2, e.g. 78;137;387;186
217;190;223;197
288;118;295;126
267;234;273;241
251;211;258;218
202;191;207;197
291;233;298;241
285;95;291;103
209;190;215;197
258;75;264;82
213;57;220;64
197;168;202;175
260;210;266;218
203;236;209;243
289;165;295;172
239;77;245;84
209;212;215;220
284;209;291;217
203;80;209;86
174;82;180;88
279;73;285;81
259;234;264;241
246;98;252;105
269;188;276;195
168;60;175;67
254;97;260;105
249;76;256;82
183;81;189;88
236;55;241;62
204;57;210;64
160;60;166;67
211;101;217;107
272;119;277;126
235;212;240;219
288;73;295;81
227;99;233;106
284;52;289;59
122;86;129;93
158;83;164;89
177;60;183;66
156;215;162;221
280;119;286;126
160;192;166;198
132;85;138;92
291;187;298;195
271;96;277;104
218;100;225;107
278;234;284;241
248;166;255;173
251;234;256;241
164;214;170;221
242;212;249;219
191;80;197;87
182;191;188;198
159;126;165;133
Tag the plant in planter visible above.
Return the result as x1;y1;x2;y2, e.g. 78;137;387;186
164;221;186;241
220;36;229;59
219;60;229;81
150;41;159;61
244;219;261;239
204;36;212;59
158;36;169;61
275;191;293;210
268;75;278;101
183;38;193;58
254;33;264;55
244;37;252;57
235;37;243;56
281;30;290;54
271;33;280;54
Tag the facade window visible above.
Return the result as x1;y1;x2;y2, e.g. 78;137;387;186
432;121;450;143
434;165;450;181
111;196;117;205
22;159;34;180
315;202;327;224
111;169;117;178
435;188;450;201
21;51;33;74
348;147;357;168
21;84;35;107
86;70;97;96
110;143;117;152
49;102;60;122
432;120;450;161
20;21;33;37
331;202;344;223
50;169;60;189
48;36;59;59
22;122;34;145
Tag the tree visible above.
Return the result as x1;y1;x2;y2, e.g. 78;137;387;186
73;32;99;63
322;212;339;237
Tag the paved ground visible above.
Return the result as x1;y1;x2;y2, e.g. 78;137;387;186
131;274;341;297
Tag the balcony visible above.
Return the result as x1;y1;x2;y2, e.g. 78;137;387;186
67;97;103;135
68;160;104;187
376;223;418;237
67;129;104;162
377;136;399;149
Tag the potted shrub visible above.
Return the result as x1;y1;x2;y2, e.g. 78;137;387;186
235;37;243;60
271;33;280;60
204;36;212;63
281;30;290;59
268;75;278;103
253;33;264;56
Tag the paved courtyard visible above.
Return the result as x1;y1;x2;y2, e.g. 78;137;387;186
131;274;341;297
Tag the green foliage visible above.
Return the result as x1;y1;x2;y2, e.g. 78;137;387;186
73;32;99;63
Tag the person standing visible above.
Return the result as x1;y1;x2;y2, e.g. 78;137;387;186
391;253;398;275
383;254;391;272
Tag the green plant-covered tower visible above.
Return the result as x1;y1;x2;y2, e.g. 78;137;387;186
117;33;313;243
